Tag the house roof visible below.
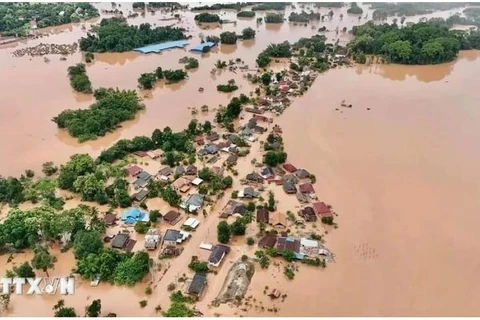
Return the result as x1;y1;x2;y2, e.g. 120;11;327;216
112;233;129;249
283;181;297;194
188;272;207;295
126;165;143;176
192;178;204;186
258;235;277;248
260;167;275;178
104;213;117;225
220;199;239;218
159;167;173;176
206;132;220;141
205;144;219;154
299;207;317;221
211;166;224;176
313;202;332;217
284;174;299;184
233;203;247;215
295;169;310;179
276;236;301;253
133;177;149;188
299;183;315;194
164;229;182;242
175;166;185;176
269;211;287;227
186;165;197;175
226;154;238;164
283;163;297;173
186;194;204;207
163;210;181;223
172;177;191;190
137;171;152;180
256;209;269;223
208;244;230;265
184;217;200;229
133;189;149;202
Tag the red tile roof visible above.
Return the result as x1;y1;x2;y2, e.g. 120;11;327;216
126;165;143;176
313;202;332;217
283;163;297;173
299;183;315;194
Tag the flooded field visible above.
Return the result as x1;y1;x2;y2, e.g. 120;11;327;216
1;2;480;317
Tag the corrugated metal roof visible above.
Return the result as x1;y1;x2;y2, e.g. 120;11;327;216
134;40;189;53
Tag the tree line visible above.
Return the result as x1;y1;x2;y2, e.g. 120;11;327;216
0;3;98;36
79;17;186;52
138;66;187;89
349;21;480;65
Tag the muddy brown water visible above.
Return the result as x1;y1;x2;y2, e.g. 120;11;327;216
1;2;480;317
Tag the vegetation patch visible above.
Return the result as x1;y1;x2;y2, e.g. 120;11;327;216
194;12;221;23
67;63;92;94
79;17;186;52
53;89;144;142
217;79;239;93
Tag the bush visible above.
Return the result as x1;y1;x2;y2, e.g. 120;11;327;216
220;31;237;44
265;13;284;23
139;300;148;308
67;63;92;93
145;286;153;295
246;237;255;246
237;11;255;18
188;260;210;273
241;27;256;40
134;222;149;234
194;12;220;23
321;216;334;225
217;79;239;92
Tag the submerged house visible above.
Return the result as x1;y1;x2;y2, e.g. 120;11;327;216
125;165;143;177
190;41;217;53
163;229;190;246
238;187;259;199
276;236;302;258
295;169;310;179
144;229;161;250
260;167;275;179
133;170;152;188
121;207;148;225
256;208;269;223
246;172;264;183
208;244;230;267
132;189;149;202
313;202;333;218
172;177;192;193
269;211;287;229
112;232;136;252
258;234;277;248
187;272;208;300
185;165;198;176
163;210;182;225
299;183;315;195
283;181;297;194
181;194;204;212
299;207;317;222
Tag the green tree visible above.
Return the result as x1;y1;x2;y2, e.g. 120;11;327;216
42;161;58;176
53;299;77;317
149;210;162;223
246;237;255;246
134;222;149;234
202;121;212;133
31;245;55;277
113;251;150;286
217;221;231;244
264;151;287;167
138;72;157;89
73;173;104;201
241;27;256;40
220;31;238;44
161;185;181;207
384;40;412;63
73;230;103;260
230;218;246;236
86;299;101;317
13;262;35;278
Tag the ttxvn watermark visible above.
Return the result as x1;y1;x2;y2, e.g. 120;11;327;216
0;277;75;295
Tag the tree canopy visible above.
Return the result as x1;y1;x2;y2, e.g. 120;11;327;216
220;31;238;44
0;3;98;36
349;21;480;64
67;63;92;93
53;88;144;142
194;12;221;23
79;17;186;52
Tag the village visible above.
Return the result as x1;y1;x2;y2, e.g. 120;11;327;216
94;72;339;312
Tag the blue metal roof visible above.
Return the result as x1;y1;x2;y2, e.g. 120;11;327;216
190;41;217;52
121;207;146;224
134;40;189;53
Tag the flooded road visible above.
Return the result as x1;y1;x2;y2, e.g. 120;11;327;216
1;1;480;317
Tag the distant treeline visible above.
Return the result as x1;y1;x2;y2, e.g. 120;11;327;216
369;2;470;20
79;17;186;52
349;21;480;65
0;3;98;36
191;2;255;11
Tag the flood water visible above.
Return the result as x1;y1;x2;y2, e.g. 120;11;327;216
1;2;480;317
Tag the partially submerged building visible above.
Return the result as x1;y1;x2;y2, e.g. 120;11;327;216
208;244;230;267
